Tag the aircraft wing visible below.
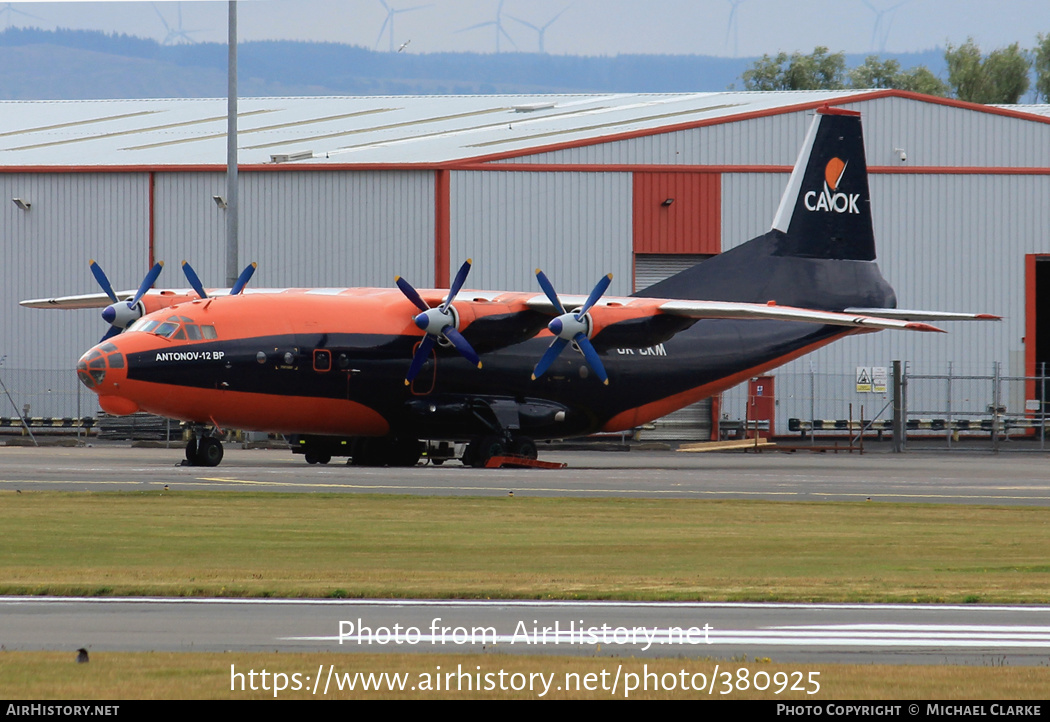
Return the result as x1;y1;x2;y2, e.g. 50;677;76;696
525;294;949;333
19;292;139;309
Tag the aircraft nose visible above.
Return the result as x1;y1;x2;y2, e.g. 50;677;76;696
76;348;107;390
76;342;129;391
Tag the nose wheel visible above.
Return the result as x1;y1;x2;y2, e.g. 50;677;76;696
184;434;224;467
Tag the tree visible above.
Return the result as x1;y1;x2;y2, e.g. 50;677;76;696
945;38;1031;104
1033;33;1050;102
847;55;949;96
742;47;846;91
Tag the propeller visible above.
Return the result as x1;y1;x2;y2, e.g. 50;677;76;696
532;270;613;385
91;259;164;342
181;260;258;299
395;259;482;385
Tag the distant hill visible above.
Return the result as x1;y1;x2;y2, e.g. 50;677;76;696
0;27;948;99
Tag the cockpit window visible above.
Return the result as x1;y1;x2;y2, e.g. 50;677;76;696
127;315;218;340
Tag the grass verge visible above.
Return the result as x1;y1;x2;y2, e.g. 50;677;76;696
5;651;1050;700
1;491;1049;602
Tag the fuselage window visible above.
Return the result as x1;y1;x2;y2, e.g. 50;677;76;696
201;325;218;339
185;324;202;340
314;349;332;372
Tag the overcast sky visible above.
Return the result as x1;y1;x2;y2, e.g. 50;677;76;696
5;1;1048;58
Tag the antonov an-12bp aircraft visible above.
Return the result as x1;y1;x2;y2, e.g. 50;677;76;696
22;107;996;467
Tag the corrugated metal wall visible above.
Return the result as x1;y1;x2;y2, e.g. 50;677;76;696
633;172;720;254
2;172;149;417
154;170;434;289
450;170;633;295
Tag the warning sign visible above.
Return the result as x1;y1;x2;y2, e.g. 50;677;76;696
856;367;872;393
872;366;887;394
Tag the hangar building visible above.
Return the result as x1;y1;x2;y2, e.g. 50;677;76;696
3;89;1048;437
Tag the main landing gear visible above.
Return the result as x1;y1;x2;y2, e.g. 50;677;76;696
461;434;538;468
184;430;224;467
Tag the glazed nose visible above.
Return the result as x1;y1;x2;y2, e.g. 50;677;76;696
76;344;127;390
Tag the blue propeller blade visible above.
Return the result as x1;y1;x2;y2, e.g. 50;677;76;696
395;276;430;313
578;273;613;318
442;326;482;368
535;269;565;315
531;337;569;380
88;260;118;303
405;334;437;384
130;262;164;306
397;259;482;380
100;324;121;342
574;334;609;385
531;272;613;383
181;261;208;299
230;262;257;296
441;258;472;312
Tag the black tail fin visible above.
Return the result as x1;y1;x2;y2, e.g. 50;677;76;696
638;107;895;311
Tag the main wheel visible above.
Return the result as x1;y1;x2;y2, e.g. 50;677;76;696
185;438;198;464
196;437;224;467
469;435;505;468
510;437;538;460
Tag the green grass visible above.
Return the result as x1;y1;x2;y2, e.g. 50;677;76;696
2;491;1049;602
5;651;1050;699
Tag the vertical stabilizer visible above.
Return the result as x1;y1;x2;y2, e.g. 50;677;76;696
770;107;876;261
638;107;894;310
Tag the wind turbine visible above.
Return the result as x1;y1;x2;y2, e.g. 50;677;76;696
860;0;910;54
724;0;747;58
0;3;44;30
507;6;570;54
457;0;517;53
153;2;199;45
374;0;431;53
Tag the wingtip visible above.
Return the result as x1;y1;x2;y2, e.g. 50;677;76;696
906;322;947;333
976;314;1002;320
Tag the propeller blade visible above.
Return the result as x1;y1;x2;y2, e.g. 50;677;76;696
441;258;473;312
230;262;257;295
395;276;430;313
442;326;482;368
405;334;437;384
531;271;613;384
578;273;613;317
88;260;118;303
531;337;569;380
535;269;565;315
181;261;208;299
130;262;164;306
100;324;121;343
575;334;609;385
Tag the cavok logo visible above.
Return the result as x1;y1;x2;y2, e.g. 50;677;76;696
803;157;861;214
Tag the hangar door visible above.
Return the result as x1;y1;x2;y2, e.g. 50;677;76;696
634;254;714;441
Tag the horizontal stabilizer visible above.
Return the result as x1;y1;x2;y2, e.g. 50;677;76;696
657;299;945;332
843;308;1001;322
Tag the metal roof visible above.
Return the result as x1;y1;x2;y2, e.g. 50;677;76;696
0;91;886;168
4;92;1047;168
